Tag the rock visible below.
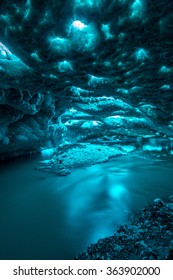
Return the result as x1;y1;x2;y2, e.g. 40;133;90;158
38;143;125;175
154;198;164;207
114;244;122;252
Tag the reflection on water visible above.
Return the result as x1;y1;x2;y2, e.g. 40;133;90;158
0;154;173;259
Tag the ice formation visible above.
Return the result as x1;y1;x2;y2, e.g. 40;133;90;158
0;0;172;163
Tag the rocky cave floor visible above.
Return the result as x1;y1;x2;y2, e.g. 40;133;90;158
76;196;173;260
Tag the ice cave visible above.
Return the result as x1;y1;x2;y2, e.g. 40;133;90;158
0;0;173;260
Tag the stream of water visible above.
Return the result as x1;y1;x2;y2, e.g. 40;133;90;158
0;153;173;259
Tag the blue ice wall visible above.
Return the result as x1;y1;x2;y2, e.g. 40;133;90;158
0;0;173;159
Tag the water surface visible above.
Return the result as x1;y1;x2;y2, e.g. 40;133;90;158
0;154;173;259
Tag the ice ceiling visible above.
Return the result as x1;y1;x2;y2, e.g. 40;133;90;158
0;0;173;159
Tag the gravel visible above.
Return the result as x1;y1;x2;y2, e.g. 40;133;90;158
76;196;173;260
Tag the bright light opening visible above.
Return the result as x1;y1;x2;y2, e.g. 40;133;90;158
72;20;87;30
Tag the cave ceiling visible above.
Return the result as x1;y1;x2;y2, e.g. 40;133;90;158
0;0;173;158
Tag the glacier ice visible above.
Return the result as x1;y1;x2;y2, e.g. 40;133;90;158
0;0;172;162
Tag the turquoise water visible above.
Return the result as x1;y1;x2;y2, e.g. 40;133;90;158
0;154;173;259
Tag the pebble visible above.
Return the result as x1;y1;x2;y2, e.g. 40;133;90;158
154;198;164;207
